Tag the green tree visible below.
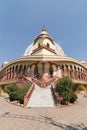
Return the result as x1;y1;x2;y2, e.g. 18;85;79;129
55;77;77;104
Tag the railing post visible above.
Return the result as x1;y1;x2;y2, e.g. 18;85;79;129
24;95;29;107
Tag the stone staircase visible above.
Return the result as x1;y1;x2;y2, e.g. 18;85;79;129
26;85;55;107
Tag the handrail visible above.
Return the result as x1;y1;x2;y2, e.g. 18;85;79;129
51;82;64;106
46;76;57;87
31;77;41;87
51;84;56;105
0;79;17;85
24;83;35;106
26;83;35;98
23;76;33;85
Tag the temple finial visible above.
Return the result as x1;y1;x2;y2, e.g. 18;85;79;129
42;25;46;31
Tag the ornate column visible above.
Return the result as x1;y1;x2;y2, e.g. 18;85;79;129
74;70;76;79
6;69;8;80
68;68;70;78
13;68;16;79
81;73;83;80
85;74;87;81
86;74;87;81
30;65;31;77
10;67;13;79
76;71;78;80
61;65;64;77
12;67;14;79
64;68;66;77
56;65;58;77
8;69;10;79
57;65;61;78
63;67;66;77
4;70;7;80
72;70;75;79
9;68;11;79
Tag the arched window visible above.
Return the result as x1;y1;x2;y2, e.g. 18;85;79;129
49;65;53;76
12;66;14;78
10;67;11;78
19;65;23;77
74;66;77;79
15;65;18;77
38;43;41;48
65;65;68;77
47;43;50;48
61;65;64;77
23;65;27;76
70;65;73;78
34;65;38;76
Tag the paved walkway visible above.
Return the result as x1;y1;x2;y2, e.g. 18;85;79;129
0;94;87;130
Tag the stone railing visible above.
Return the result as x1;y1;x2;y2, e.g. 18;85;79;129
46;77;57;87
23;76;33;85
51;84;56;105
24;83;35;107
0;79;17;85
31;77;41;87
51;82;63;106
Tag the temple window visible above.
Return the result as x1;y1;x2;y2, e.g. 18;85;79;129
49;65;53;77
34;65;38;76
61;65;64;77
38;43;41;48
47;43;50;48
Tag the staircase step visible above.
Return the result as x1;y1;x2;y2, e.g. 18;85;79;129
26;85;55;107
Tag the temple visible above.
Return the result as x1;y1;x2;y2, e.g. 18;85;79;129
0;27;87;107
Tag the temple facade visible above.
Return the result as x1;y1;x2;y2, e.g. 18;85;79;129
0;27;87;86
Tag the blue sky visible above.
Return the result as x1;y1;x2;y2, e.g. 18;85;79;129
0;0;87;67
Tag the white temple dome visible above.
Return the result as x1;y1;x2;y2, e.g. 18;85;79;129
24;26;66;56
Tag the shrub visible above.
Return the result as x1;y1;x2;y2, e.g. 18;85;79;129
85;85;87;91
61;100;67;105
9;92;18;101
4;83;30;104
55;77;73;95
55;77;78;104
0;85;4;93
17;85;30;104
9;84;30;104
77;85;85;92
4;83;18;94
72;84;78;92
61;90;73;103
70;93;78;103
0;87;3;93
